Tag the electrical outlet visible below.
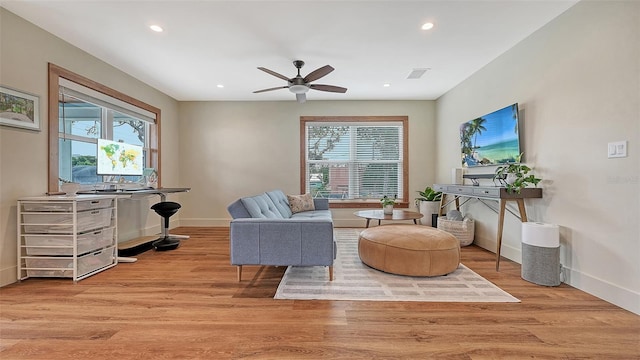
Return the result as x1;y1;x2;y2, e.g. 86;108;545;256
608;141;627;158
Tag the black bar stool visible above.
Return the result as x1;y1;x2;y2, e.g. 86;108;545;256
151;201;181;251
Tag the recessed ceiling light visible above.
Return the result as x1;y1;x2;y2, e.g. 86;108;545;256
383;84;391;87
217;84;224;88
149;25;163;32
421;22;434;30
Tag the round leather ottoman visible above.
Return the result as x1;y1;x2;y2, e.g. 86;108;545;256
358;225;460;276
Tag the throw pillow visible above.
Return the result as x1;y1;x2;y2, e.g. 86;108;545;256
446;209;464;221
287;193;315;214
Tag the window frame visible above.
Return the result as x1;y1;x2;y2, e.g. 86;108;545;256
300;116;409;209
48;63;161;192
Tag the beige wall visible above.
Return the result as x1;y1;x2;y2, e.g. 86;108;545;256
178;100;436;227
436;1;639;313
0;9;181;285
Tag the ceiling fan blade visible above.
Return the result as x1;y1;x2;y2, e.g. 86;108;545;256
309;84;347;93
303;65;334;83
253;86;288;93
257;67;291;81
296;93;306;103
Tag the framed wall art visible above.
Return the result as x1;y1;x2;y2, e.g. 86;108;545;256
0;86;40;131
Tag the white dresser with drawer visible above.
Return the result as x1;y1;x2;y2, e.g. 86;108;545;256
17;195;118;281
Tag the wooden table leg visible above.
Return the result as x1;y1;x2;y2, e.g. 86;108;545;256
496;199;507;271
365;219;370;228
517;199;528;222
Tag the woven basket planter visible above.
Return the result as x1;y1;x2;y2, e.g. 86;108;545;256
437;218;475;247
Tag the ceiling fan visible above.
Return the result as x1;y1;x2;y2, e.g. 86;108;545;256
253;60;347;103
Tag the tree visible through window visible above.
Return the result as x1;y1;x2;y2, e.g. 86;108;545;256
301;116;408;208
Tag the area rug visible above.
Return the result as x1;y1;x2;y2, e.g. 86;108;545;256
274;228;519;302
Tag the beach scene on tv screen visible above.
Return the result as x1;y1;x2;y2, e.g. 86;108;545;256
460;104;520;167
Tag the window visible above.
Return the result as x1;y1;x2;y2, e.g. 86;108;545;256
301;116;408;208
48;64;160;192
57;85;152;184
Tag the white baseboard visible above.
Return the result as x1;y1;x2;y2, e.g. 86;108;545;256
473;234;639;315
563;265;640;315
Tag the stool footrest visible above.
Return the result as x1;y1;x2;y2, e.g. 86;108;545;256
153;237;181;251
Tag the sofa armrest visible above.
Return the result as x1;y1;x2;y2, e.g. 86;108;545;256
227;199;251;219
313;198;329;210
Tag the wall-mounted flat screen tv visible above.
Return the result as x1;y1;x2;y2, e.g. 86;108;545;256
96;138;144;176
460;103;521;167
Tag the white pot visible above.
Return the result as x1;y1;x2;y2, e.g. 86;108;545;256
418;201;441;226
506;173;518;185
383;204;394;215
60;182;80;196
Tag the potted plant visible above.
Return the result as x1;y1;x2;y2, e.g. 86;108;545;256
493;153;542;193
380;195;397;215
415;186;442;226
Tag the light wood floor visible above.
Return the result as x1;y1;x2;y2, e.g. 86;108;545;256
2;227;638;359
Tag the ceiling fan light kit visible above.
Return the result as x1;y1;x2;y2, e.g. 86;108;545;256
289;84;309;94
254;60;347;103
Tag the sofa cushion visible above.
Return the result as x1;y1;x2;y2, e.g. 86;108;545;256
241;193;284;219
290;209;333;220
287;193;315;214
312;198;329;211
266;190;293;218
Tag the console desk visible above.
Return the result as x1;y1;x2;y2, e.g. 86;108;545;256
433;184;542;271
78;187;190;201
77;187;190;259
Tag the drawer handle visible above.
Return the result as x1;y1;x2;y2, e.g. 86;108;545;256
93;231;102;235
90;210;100;215
482;190;489;194
91;200;100;204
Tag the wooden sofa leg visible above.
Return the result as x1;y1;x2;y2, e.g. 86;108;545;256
328;266;334;281
237;265;242;282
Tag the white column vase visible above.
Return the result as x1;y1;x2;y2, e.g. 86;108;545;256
418;201;441;226
383;204;394;215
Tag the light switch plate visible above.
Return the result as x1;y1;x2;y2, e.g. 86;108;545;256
608;141;627;158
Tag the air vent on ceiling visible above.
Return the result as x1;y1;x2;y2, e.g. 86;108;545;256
407;68;431;79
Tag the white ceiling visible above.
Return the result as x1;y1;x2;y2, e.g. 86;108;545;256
2;0;578;102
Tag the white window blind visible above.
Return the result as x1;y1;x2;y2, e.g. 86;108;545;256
59;78;156;123
305;122;404;201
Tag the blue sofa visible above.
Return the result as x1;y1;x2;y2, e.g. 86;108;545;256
227;190;336;281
